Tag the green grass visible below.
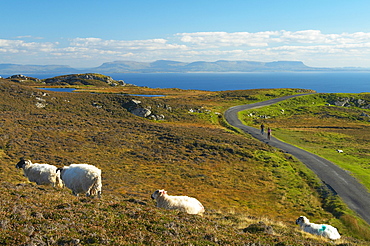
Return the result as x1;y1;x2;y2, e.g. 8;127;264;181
240;93;370;190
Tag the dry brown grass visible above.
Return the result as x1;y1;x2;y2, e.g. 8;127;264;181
0;79;369;245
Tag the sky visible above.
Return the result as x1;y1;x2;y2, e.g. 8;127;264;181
1;0;370;68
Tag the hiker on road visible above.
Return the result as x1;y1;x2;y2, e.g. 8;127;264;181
260;123;265;135
267;127;272;140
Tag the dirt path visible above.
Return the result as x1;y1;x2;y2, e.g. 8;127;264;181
225;94;370;225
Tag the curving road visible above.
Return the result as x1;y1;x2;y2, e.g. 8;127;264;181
225;94;370;225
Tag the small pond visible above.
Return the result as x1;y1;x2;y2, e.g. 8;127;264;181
38;88;165;97
38;88;77;93
130;94;165;97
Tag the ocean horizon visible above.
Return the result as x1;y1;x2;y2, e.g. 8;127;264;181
5;72;370;93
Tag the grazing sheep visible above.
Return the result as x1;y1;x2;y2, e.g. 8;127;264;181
336;149;343;153
151;189;205;215
296;216;341;240
57;164;102;198
15;159;64;188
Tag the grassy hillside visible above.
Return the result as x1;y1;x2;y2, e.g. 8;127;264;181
0;78;369;245
240;93;370;190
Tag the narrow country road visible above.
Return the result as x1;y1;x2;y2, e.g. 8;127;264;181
224;94;370;225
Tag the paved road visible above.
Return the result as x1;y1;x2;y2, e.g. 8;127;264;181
225;94;370;225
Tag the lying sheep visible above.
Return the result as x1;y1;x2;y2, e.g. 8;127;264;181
296;216;341;240
57;164;102;198
151;189;205;215
15;159;64;188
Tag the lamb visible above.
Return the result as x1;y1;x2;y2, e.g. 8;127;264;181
15;159;64;188
295;216;341;240
57;164;102;198
151;189;205;215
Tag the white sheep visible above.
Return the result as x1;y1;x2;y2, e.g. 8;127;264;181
15;159;64;188
151;189;205;215
57;164;102;198
296;216;341;240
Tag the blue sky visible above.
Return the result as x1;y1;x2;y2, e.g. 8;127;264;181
1;0;370;68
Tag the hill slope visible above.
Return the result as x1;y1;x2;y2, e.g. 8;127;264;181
0;78;369;245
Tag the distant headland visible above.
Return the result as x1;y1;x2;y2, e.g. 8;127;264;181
1;60;369;74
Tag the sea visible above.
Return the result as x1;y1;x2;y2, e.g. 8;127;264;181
7;72;370;93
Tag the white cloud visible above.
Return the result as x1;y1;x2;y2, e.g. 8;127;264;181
2;30;370;67
14;35;44;40
69;37;186;51
0;39;57;52
177;31;279;47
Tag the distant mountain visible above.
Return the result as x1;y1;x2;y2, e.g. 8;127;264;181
93;61;151;73
93;60;189;73
93;60;364;73
93;60;316;73
1;60;369;75
0;64;78;75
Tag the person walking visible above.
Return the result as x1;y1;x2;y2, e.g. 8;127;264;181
260;123;265;135
267;127;272;140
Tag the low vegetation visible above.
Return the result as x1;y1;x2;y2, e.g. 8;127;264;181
0;75;369;245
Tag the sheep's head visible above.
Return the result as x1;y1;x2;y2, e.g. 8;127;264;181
151;189;167;199
15;159;31;169
56;167;66;177
296;216;309;225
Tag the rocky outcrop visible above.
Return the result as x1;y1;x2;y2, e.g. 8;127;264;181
122;99;165;120
131;107;151;118
43;73;126;86
327;96;370;121
328;97;370;109
6;74;41;82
